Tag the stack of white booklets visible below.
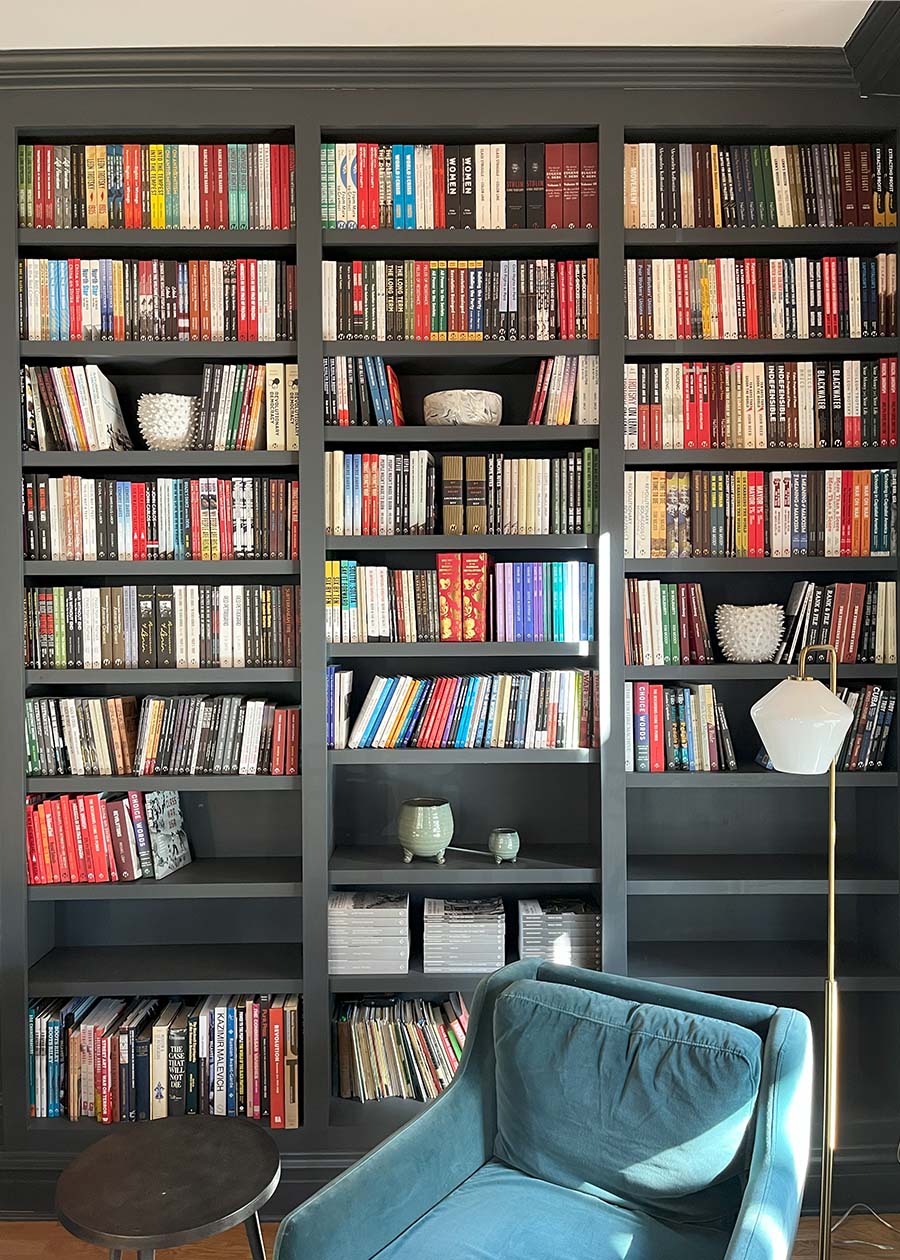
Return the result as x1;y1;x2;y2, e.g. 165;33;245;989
518;898;602;968
423;898;506;974
328;892;410;975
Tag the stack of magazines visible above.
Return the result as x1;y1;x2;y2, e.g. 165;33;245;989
328;892;410;976
423;898;506;974
333;993;468;1103
518;898;602;969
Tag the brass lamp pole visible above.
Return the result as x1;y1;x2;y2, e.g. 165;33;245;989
751;643;854;1260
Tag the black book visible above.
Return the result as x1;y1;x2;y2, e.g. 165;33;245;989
525;142;544;228
459;145;475;227
167;1008;189;1118
444;146;460;227
505;143;526;228
137;586;156;668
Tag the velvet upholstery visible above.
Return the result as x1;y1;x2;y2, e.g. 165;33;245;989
274;963;813;1260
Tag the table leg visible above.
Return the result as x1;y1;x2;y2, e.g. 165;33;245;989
245;1211;267;1260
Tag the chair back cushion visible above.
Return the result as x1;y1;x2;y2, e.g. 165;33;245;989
493;979;763;1222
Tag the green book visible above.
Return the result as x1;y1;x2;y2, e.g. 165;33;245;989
668;583;680;665
227;142;239;229
660;583;673;666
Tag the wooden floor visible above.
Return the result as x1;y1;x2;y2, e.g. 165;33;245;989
0;1215;896;1257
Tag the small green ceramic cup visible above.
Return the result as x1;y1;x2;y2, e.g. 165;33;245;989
488;828;520;864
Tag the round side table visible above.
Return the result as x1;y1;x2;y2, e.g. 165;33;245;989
55;1113;281;1259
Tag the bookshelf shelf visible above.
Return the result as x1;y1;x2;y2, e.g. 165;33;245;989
329;951;512;994
322;228;598;252
622;663;897;681
21;450;300;470
321;340;598;363
328;1097;426;1136
626;337;898;359
28;858;303;900
624;227;900;249
624;557;897;573
327;534;598;552
328;642;596;659
323;425;601;445
626;769;897;789
629;940;900;992
26;668;301;685
329;844;600;884
25;775;302;792
18;228;297;250
627;853;898;896
24;560;300;578
29;943;303;996
331;748;598;765
20;341;296;364
624;448;900;467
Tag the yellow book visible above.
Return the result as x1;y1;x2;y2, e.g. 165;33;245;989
149;144;166;230
95;144;109;229
736;470;748;558
85;145;98;229
385;677;419;748
699;261;711;339
112;260;124;338
710;144;723;227
650;469;666;558
525;458;537;535
516;459;528;535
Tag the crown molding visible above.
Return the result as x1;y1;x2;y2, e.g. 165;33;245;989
845;1;900;96
0;45;859;92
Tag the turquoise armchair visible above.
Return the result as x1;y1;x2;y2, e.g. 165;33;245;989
276;962;813;1260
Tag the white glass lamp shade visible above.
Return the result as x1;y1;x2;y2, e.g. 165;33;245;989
751;678;854;775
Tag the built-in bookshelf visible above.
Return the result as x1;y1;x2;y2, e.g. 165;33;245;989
0;72;899;1217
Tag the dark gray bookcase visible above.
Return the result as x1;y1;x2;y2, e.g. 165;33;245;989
0;54;899;1216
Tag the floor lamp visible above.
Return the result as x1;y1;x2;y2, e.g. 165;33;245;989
751;644;854;1260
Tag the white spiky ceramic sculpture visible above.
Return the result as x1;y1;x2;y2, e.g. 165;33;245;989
715;603;785;663
137;393;200;451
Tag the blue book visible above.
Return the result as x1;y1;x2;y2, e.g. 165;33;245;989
452;677;477;748
48;1015;59;1118
58;261;70;341
579;564;589;641
790;471;801;555
115;482;129;558
363;357;386;424
178;262;189;334
391;146;404;230
523;565;535;642
343;451;354;532
28;1004;36;1117
473;679;493;747
551;563;564;641
798;470;808;555
325;665;335;748
396;679;429;747
402;145;415;229
683;688;697;772
512;564;524;641
586;564;595;640
513;673;531;747
482;676;501;746
101;258;112;338
226;1004;236;1116
47;260;58;341
360;677;398;747
373;357;395;423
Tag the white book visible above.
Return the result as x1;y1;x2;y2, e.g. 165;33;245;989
490;143;506;229
648;579;665;666
150;1001;181;1120
475;144;491;229
265;362;285;451
212;999;230;1115
623;471;636;559
634;470;652;559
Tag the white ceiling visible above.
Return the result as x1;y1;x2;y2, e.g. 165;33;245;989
0;0;873;50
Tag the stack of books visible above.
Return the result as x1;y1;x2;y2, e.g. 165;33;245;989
323;356;404;426
328;893;410;975
625;682;737;773
333;994;468;1103
423;898;506;974
21;365;131;452
624;580;713;667
517;898;602;969
29;993;301;1127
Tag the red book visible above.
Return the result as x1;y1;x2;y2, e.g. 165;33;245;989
46;801;72;881
288;144;297;229
432;143;446;228
840;469;853;557
60;796;87;883
82;795;108;882
68;260;83;341
96;799;119;882
285;707;299;774
385;366;405;425
890;357;898;446
214;144;228;229
437;552;463;642
880;357;890;446
526;358;551;425
356;143;368;228
745;259;758;339
578;142;598;230
236;259;248;341
24;805;44;885
684;364;698;448
78;795;104;882
199;144;213;228
415;678;444;750
461;552;489;643
105;799;136;880
269;1000;285;1128
544;143;564;228
845;582;866;662
566;259;576;340
36;805;59;883
696;363;710;449
562;142;580;229
189;480;202;560
270;708;287;775
281;143;292;230
648;684;664;772
436;678;465;748
856;143;874;227
247;261;258;340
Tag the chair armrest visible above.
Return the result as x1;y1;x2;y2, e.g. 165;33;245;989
724;1008;814;1260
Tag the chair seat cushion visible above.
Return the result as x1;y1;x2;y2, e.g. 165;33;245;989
375;1160;730;1260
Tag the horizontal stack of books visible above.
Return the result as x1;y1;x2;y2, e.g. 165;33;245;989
778;580;897;665
625;681;737;773
24;694;299;777
625;255;896;340
623;140;897;229
347;670;599;751
21;365;130;452
518;898;602;968
321;257;598;341
624;467;898;559
423;898;506;974
18;140;296;230
29;993;301;1127
19;258;295;342
26;788;190;885
624;580;713;667
23;474;300;562
332;994;468;1104
321;139;597;230
328;893;410;975
326;666;353;751
623;359;898;450
323;356;404;426
25;583;301;670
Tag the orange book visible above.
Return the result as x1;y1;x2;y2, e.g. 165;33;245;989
851;469;864;557
437;552;463;642
860;470;872;556
199;261;211;342
188;260;201;341
270;708;287;775
461;552;489;642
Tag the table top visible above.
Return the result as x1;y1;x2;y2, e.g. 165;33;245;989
55;1114;281;1250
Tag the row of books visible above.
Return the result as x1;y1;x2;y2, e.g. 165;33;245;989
24;584;301;671
778;581;897;666
321;140;598;231
24;694;300;778
18;141;296;231
624;580;714;667
324;450;599;538
333;994;467;1104
623;359;899;451
195;363;298;451
29;993;301;1126
23;475;300;562
623;141;897;229
346;670;599;751
624;468;898;559
21;364;130;453
19;258;296;343
323;356;404;426
625;255;896;341
758;684;896;773
26;789;190;885
526;355;599;425
625;682;737;773
320;257;599;341
325;557;595;645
